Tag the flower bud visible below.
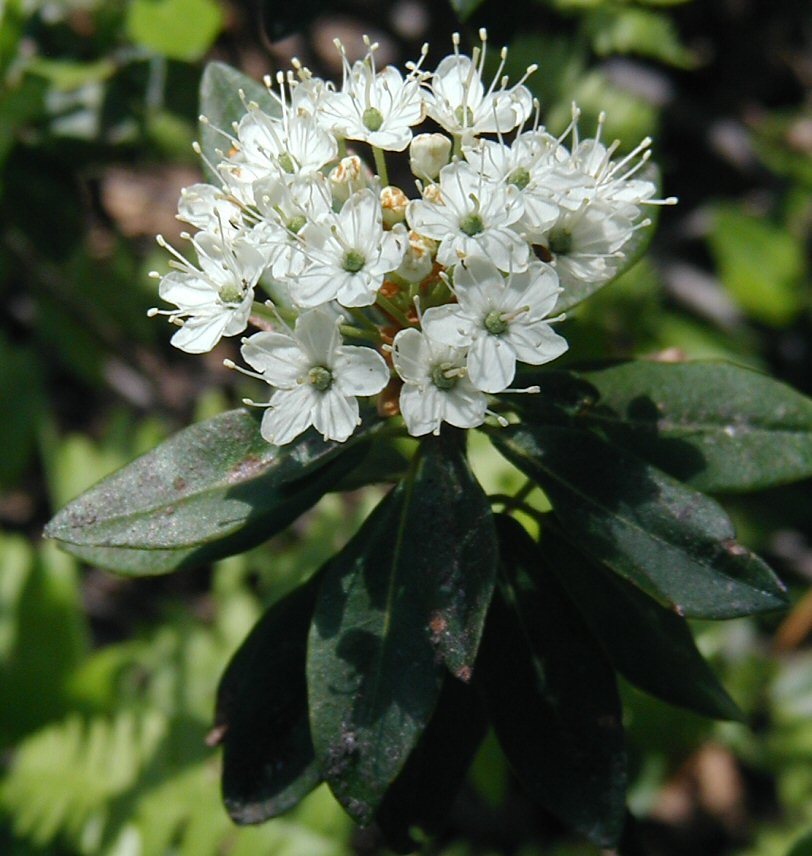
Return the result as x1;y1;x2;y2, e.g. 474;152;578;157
409;133;452;181
328;155;365;204
380;185;409;228
396;230;437;283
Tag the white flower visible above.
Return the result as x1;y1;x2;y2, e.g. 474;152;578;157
421;257;567;393
409;133;452;180
295;189;405;308
546;111;672;217
392;327;487;436
224;101;337;189
152;232;265;353
407;161;528;271
241;309;389;444
176;183;244;237
463;131;561;242
249;173;332;278
542;202;637;291
318;41;427;151
426;30;535;138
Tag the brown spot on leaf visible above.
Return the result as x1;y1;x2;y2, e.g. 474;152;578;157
455;665;473;683
228;455;266;483
173;476;186;492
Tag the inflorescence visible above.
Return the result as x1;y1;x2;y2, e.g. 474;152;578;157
149;30;675;445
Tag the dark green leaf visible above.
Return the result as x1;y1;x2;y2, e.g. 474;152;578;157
480;515;626;846
516;361;812;493
215;578;321;824
417;431;499;678
543;528;744;721
307;490;444;825
45;410;373;576
375;676;487;852
198;62;279;183
555;164;660;312
491;425;787;618
307;431;497;824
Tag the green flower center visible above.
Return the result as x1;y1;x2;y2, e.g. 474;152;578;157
459;213;484;237
217;283;243;304
287;215;306;234
454;105;475;128
307;365;333;391
484;310;509;336
508;166;531;190
548;227;572;255
343;250;366;273
278;152;295;174
362;107;384;131
431;363;459;390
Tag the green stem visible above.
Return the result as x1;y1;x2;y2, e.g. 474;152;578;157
372;146;389;186
375;293;412;328
348;307;380;336
337;136;347;158
452;133;462;159
340;324;380;343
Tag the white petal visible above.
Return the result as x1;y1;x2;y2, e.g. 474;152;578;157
336;272;379;308
334;347;390;396
479;228;530;272
392;328;429;383
407;199;455;241
159;272;215;309
294;309;340;365
313;390;359;442
261;385;316;445
294;264;341;307
440;381;488;429
170;314;229;354
467;334;516;393
241;331;307;387
421;305;474;348
506;322;569;365
399;383;441;436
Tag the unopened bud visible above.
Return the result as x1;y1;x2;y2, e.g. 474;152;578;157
380;185;408;228
328;155;365;204
396;230;437;283
409;133;452;181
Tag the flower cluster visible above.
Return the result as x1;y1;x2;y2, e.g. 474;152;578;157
150;30;674;445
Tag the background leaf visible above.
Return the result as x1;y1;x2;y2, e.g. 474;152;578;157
126;0;223;62
708;205;807;327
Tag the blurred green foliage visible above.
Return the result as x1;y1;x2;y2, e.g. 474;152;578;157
0;0;810;853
